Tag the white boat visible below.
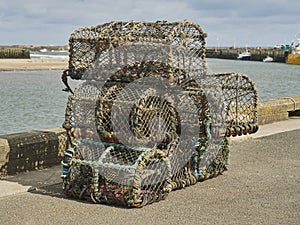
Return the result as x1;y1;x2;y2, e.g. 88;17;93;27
237;50;251;60
263;56;273;62
39;48;48;52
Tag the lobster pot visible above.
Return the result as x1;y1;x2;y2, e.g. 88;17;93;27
61;21;258;207
62;141;172;207
61;66;232;206
65;21;207;80
213;73;259;136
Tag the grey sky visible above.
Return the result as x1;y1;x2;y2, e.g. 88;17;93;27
1;0;299;47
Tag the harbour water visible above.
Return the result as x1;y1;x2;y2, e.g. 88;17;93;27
207;58;300;99
0;58;299;135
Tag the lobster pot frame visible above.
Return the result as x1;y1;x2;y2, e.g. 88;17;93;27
61;21;258;207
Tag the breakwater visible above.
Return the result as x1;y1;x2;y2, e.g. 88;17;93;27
0;96;299;176
206;47;288;62
0;48;30;59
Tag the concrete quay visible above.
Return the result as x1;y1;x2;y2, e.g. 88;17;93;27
0;118;299;225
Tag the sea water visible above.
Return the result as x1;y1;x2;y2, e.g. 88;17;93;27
0;58;299;135
0;70;77;135
207;58;300;99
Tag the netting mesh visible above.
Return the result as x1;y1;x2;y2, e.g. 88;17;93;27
63;21;206;81
61;21;258;207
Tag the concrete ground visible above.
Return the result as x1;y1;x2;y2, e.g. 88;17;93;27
0;118;300;225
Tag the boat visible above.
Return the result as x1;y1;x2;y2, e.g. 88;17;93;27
39;48;48;53
286;34;300;65
263;56;273;62
237;50;251;60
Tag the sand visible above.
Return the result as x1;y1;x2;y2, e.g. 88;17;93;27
0;58;68;71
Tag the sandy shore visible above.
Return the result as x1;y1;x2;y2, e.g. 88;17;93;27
0;58;68;71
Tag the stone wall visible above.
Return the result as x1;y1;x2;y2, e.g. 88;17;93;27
0;128;68;176
258;96;300;124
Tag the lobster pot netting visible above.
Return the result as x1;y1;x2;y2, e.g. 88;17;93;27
61;21;258;207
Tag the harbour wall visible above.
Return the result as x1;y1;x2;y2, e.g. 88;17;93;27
206;47;288;62
0;96;300;176
0;48;30;59
258;96;300;124
0;128;68;176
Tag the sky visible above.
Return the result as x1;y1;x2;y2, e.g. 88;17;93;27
1;0;300;47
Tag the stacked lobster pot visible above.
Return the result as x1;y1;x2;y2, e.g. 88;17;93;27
61;21;258;207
